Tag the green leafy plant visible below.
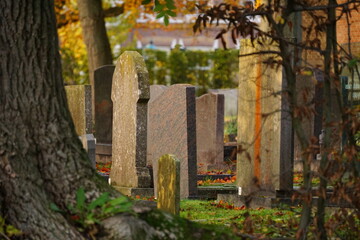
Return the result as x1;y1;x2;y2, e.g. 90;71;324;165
0;216;22;239
224;117;237;136
51;188;133;234
142;0;176;25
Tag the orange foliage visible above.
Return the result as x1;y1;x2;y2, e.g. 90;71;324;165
211;200;246;210
197;175;236;186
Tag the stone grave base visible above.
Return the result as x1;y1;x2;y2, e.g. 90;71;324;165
197;186;237;200
217;193;288;208
96;143;112;163
113;186;154;198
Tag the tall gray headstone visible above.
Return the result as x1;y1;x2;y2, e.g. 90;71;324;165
196;93;224;172
237;39;293;196
110;51;152;196
65;85;92;136
148;84;197;199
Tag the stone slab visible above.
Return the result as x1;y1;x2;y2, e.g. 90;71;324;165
110;51;151;189
95;143;112;155
94;65;115;144
80;134;96;168
148;84;198;199
157;154;180;215
208;88;238;117
237;39;293;196
65;85;92;135
197;186;237;200
95;143;112;163
196;93;224;172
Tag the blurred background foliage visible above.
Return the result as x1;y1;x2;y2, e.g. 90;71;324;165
119;47;239;95
55;0;239;91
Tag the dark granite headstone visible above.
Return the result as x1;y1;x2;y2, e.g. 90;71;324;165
94;65;115;144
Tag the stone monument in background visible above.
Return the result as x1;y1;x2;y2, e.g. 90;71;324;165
148;84;197;199
196;93;224;172
110;51;153;196
65;85;92;136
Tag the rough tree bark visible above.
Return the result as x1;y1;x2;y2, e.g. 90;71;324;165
0;1;237;239
0;0;115;238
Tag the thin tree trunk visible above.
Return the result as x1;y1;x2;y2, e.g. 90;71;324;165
316;1;337;239
77;0;113;118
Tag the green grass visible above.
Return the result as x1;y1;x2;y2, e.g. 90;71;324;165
179;200;360;239
180;200;300;238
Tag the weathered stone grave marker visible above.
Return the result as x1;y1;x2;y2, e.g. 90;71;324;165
196;93;224;172
157;154;180;215
65;85;92;136
110;51;152;196
236;38;293;196
148;84;197;199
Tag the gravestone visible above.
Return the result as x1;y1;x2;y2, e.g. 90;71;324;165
80;134;96;168
208;88;238;117
150;84;168;100
148;84;197;199
237;38;293;196
196;93;224;172
110;51;153;196
65;85;92;136
94;65;115;163
157;154;180;215
94;65;115;144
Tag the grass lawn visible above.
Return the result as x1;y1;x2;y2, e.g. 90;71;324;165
179;199;359;239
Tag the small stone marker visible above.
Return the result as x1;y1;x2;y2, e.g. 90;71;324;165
65;85;92;136
80;134;96;168
196;93;224;172
110;51;152;196
157;154;180;215
148;84;197;199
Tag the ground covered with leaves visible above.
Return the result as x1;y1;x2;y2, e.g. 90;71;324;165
179;200;359;239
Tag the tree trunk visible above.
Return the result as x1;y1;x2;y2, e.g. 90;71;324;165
0;1;239;239
0;1;114;238
77;0;113;118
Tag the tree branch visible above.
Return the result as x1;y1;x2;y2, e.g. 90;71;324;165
57;5;124;29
